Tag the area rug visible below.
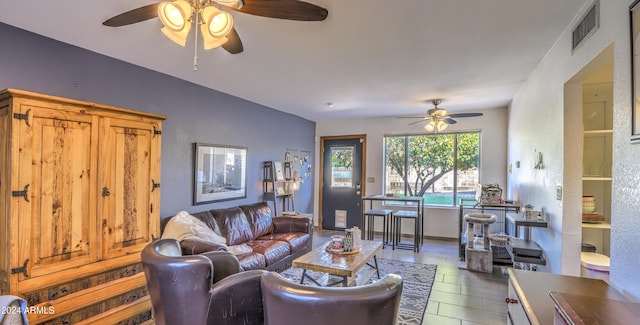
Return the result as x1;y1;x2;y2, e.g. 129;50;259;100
279;258;436;325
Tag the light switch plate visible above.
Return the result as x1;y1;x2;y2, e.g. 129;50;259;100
556;186;562;200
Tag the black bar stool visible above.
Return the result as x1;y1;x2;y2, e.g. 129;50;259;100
392;210;420;252
363;209;393;247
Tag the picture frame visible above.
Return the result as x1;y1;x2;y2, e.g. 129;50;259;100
274;161;285;181
193;143;247;205
630;0;640;143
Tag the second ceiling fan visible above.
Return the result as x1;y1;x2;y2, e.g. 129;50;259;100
102;0;328;55
400;99;484;133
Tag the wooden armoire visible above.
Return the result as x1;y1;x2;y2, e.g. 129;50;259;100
0;89;165;324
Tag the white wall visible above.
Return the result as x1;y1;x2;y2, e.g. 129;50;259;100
508;0;640;300
314;107;508;239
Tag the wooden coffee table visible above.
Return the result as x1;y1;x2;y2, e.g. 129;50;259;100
292;240;383;287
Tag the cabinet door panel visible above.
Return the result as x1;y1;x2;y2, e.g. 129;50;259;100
507;280;531;325
101;118;159;258
17;105;98;280
0;105;11;288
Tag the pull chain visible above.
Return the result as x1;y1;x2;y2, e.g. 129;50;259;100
193;9;199;71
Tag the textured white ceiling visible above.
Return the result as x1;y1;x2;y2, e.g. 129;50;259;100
0;0;588;121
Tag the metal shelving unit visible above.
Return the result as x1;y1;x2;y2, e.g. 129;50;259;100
263;161;293;216
458;199;520;263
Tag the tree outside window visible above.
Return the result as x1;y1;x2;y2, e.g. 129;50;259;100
384;132;480;206
331;147;353;187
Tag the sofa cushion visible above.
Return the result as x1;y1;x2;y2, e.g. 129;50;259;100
240;202;273;239
190;210;223;236
236;252;267;271
258;233;310;253
246;240;291;266
212;207;254;246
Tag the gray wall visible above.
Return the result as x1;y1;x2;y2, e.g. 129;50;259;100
0;22;315;218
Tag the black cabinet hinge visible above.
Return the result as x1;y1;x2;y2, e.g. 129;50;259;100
11;259;29;277
153;126;162;136
12;184;30;202
151;179;160;192
13;108;31;126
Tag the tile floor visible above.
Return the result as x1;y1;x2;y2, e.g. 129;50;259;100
314;230;509;325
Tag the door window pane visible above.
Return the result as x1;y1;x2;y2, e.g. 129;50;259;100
331;146;353;187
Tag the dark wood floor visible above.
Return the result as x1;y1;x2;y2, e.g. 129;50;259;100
314;230;509;325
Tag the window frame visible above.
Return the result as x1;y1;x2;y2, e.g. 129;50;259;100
383;131;481;208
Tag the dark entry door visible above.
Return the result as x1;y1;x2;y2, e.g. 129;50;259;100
321;137;363;230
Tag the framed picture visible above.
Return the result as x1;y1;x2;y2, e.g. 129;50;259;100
274;161;285;181
193;143;247;205
630;0;640;143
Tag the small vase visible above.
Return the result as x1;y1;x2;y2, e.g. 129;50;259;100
582;196;596;214
344;229;354;252
352;226;361;250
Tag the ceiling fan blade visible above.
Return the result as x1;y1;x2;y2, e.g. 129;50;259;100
103;3;160;27
448;112;483;118
225;0;328;21
222;28;244;54
408;119;427;126
443;118;457;125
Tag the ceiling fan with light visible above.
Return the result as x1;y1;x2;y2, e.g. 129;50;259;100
399;99;484;133
103;0;328;68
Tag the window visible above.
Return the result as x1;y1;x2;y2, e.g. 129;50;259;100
331;146;354;187
384;132;480;207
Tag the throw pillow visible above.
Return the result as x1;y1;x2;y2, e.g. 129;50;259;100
162;211;227;245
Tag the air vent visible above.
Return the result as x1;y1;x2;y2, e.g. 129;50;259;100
572;1;599;53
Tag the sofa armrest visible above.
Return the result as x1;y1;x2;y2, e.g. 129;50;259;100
272;216;313;234
200;250;242;284
180;238;228;255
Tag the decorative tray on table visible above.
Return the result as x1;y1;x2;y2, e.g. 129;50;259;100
325;245;360;255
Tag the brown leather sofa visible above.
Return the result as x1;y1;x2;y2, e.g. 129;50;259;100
163;202;313;272
142;239;403;325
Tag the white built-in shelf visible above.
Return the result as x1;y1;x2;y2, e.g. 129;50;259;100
582;222;611;229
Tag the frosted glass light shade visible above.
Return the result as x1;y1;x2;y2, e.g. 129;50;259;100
201;6;233;49
424;122;435;132
158;0;193;46
202;6;233;36
437;120;448;132
424;120;448;133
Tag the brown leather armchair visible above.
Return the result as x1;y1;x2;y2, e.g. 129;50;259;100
142;238;250;325
260;272;404;325
207;269;267;325
143;239;403;325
